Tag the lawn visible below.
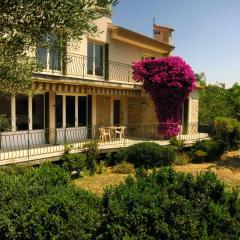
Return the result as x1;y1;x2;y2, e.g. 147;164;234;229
74;150;240;195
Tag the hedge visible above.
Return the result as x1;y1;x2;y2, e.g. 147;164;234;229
213;117;240;150
125;142;177;168
0;164;101;240
98;168;240;239
191;139;227;162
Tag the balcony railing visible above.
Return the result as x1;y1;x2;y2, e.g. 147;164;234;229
0;124;210;162
36;54;137;84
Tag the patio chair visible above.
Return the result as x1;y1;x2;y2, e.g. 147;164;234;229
114;126;126;141
98;127;111;142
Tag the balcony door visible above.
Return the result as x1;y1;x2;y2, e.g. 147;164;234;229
113;100;121;126
66;96;75;128
56;95;89;143
87;42;104;77
36;34;62;71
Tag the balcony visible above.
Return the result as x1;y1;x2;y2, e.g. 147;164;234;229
35;53;138;85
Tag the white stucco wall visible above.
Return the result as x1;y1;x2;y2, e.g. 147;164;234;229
67;16;164;64
109;40;164;64
67;16;112;56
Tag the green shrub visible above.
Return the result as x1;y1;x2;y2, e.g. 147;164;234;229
112;161;135;174
175;152;191;165
106;149;128;166
194;150;207;163
213;117;240;150
169;137;185;151
0;114;11;132
98;168;240;239
191;139;227;162
0;164;101;240
83;140;99;175
60;153;87;175
0;164;31;175
97;160;105;174
126;142;177;168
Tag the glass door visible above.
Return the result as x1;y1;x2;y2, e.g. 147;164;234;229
66;96;75;128
113;100;121;126
87;42;104;77
56;95;89;144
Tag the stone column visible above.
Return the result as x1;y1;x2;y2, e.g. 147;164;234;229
188;89;200;134
49;92;56;144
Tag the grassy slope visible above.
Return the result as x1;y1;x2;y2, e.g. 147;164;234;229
74;150;240;195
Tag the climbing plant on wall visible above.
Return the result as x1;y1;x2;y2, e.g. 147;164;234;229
132;56;196;137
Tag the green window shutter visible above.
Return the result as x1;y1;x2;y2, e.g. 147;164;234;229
104;44;109;80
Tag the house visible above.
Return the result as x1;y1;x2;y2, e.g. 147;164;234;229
0;11;206;164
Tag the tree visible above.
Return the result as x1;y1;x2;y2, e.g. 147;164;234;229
195;72;206;87
199;84;234;124
0;0;118;95
199;82;240;124
228;83;240;120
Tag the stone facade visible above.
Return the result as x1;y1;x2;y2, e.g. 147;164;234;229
127;97;142;125
96;95;111;126
190;98;199;124
94;90;200;136
187;97;199;134
127;92;158;125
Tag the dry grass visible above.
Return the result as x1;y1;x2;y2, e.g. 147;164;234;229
174;150;240;188
73;168;130;195
73;150;240;195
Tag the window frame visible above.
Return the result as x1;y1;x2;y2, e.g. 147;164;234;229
87;41;105;77
36;34;62;72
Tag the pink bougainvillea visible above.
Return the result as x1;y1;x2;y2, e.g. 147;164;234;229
132;56;196;137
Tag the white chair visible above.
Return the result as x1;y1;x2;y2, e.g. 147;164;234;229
98;127;111;142
114;126;126;141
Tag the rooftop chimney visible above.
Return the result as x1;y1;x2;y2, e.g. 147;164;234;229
153;23;174;45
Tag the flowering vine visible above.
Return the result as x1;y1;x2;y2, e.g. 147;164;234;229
132;56;196;137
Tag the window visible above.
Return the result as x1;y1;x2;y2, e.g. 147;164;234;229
36;34;61;71
87;42;104;76
142;55;155;61
78;96;87;126
16;95;29;131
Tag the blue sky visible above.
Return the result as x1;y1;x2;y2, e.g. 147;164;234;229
112;0;240;87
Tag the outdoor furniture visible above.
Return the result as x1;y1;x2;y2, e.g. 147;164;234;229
98;126;126;142
98;127;111;142
113;126;126;141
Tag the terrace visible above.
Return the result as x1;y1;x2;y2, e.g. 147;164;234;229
0;124;209;165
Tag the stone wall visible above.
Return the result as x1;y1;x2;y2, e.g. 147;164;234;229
127;97;142;125
127;93;157;125
190;98;199;124
141;95;158;125
187;97;199;134
96;95;111;126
